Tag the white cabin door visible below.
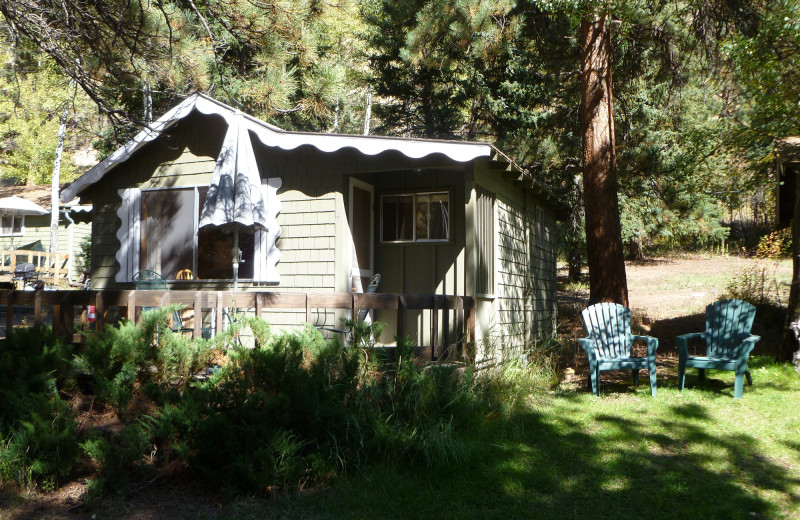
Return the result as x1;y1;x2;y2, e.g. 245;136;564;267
349;178;374;292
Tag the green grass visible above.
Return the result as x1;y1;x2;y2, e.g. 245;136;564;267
211;358;800;520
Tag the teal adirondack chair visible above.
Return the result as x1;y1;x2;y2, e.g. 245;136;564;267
579;303;659;396
677;299;760;399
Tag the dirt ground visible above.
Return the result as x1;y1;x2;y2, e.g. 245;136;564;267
1;255;792;519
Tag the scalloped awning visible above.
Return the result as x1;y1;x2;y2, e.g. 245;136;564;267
62;93;494;203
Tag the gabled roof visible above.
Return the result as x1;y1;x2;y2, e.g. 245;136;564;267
62;93;495;203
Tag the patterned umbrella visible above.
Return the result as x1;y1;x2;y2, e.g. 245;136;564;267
199;114;268;290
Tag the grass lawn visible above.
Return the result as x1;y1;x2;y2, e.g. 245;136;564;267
221;358;800;520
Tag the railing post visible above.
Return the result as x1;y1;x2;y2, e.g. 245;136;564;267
215;291;223;335
54;292;76;340
34;289;42;328
305;293;311;324
95;291;105;332
432;295;439;360
127;291;136;322
466;298;476;344
457;296;464;355
193;291;202;339
397;295;407;342
443;295;450;356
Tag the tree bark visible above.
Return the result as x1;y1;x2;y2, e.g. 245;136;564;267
580;14;629;306
50;103;68;253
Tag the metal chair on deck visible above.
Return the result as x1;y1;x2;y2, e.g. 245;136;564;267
132;270;192;334
317;273;381;338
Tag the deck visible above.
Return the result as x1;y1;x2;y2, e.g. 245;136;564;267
0;289;476;360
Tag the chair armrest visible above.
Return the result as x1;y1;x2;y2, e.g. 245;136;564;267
578;338;598;362
676;332;707;356
738;335;760;358
632;335;659;356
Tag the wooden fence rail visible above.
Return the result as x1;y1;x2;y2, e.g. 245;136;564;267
0;249;70;282
0;290;476;359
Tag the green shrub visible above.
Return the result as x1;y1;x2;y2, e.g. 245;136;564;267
0;314;559;497
755;228;791;258
0;328;79;486
74;307;214;414
723;261;784;306
143;322;363;493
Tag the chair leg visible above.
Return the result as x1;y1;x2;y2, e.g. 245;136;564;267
632;369;639;387
678;359;686;391
589;366;600;396
697;368;706;382
649;365;657;397
734;373;745;399
745;370;753;386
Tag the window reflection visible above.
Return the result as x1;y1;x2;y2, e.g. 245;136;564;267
382;192;449;242
140;188;255;280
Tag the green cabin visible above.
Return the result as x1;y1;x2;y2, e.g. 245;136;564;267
62;94;565;358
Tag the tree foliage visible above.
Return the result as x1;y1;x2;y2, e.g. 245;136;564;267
0;40;96;185
0;0;367;139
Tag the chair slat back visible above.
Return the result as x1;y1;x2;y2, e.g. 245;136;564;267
582;303;632;359
133;270;169;290
705;299;756;358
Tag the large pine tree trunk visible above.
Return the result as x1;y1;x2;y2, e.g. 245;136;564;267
580;15;629;306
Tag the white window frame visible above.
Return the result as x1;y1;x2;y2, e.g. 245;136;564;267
380;190;451;244
118;185;278;283
0;214;25;237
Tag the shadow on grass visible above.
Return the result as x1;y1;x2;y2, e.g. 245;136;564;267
276;393;800;520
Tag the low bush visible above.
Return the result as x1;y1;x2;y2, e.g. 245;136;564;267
1;312;557;496
0;328;79;486
723;261;785;306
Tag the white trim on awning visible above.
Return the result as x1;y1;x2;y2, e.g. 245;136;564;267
62;93;494;203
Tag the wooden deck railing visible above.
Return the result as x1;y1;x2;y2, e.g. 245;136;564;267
0;249;70;282
0;289;476;359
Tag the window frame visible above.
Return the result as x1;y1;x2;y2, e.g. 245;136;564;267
0;215;25;237
139;186;257;282
379;190;452;244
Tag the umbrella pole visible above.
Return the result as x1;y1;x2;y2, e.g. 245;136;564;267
232;227;240;293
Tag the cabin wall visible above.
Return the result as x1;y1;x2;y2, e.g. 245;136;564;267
473;166;558;362
83;116;345;333
77;110;560;353
370;168;468;348
0;214;91;280
252;145;343;331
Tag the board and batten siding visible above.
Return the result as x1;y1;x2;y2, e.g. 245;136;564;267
473;165;558;359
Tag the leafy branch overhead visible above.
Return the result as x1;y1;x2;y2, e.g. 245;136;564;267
0;0;361;136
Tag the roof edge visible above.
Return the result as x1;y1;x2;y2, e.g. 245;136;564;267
62;93;494;202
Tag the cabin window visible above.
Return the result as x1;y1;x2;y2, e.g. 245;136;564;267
140;187;254;280
381;192;450;243
0;215;24;236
